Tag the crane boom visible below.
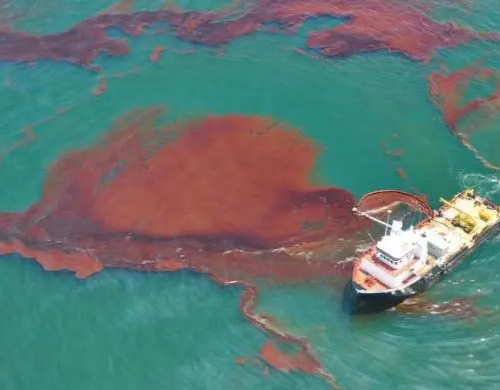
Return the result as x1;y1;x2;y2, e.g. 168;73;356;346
352;207;393;229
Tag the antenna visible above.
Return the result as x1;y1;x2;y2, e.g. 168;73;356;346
384;209;392;236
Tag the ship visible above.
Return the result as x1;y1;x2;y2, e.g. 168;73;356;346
346;188;500;313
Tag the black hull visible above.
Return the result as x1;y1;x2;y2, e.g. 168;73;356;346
343;221;500;315
342;282;409;314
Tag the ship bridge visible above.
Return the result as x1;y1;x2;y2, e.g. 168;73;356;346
358;219;429;289
352;207;430;289
375;220;418;269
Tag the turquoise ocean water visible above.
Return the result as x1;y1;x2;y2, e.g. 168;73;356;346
2;1;500;389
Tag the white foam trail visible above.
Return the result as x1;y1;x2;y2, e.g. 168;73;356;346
459;172;500;199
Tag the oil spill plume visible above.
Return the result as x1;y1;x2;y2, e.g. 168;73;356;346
216;277;338;388
0;0;499;69
0;107;374;280
429;65;500;171
428;65;500;132
0;107;378;389
0;108;435;388
0;105;75;167
396;293;487;319
260;340;335;383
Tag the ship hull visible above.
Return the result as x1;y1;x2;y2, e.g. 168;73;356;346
344;220;500;314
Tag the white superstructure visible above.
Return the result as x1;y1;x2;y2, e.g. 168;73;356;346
357;216;429;289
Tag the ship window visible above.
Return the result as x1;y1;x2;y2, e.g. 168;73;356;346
377;252;400;265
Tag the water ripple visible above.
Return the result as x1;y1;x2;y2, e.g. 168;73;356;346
459;172;500;200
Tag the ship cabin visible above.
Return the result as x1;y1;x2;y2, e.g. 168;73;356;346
375;220;417;268
359;219;428;289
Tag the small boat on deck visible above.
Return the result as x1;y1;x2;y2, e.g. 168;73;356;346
346;189;500;313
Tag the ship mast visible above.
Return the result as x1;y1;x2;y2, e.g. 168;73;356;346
384;210;392;236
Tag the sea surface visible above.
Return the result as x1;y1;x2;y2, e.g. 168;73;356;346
2;1;500;389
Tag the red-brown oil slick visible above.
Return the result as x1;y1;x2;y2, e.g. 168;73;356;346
0;108;430;284
0;0;499;69
429;65;500;171
396;293;488;319
0;108;385;388
0;108;472;387
429;65;500;132
260;341;324;376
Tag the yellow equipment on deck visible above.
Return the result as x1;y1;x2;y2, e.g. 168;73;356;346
464;188;476;198
451;213;476;233
439;197;478;234
439;197;477;220
479;208;494;222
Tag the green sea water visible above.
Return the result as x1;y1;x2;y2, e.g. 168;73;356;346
2;1;500;389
